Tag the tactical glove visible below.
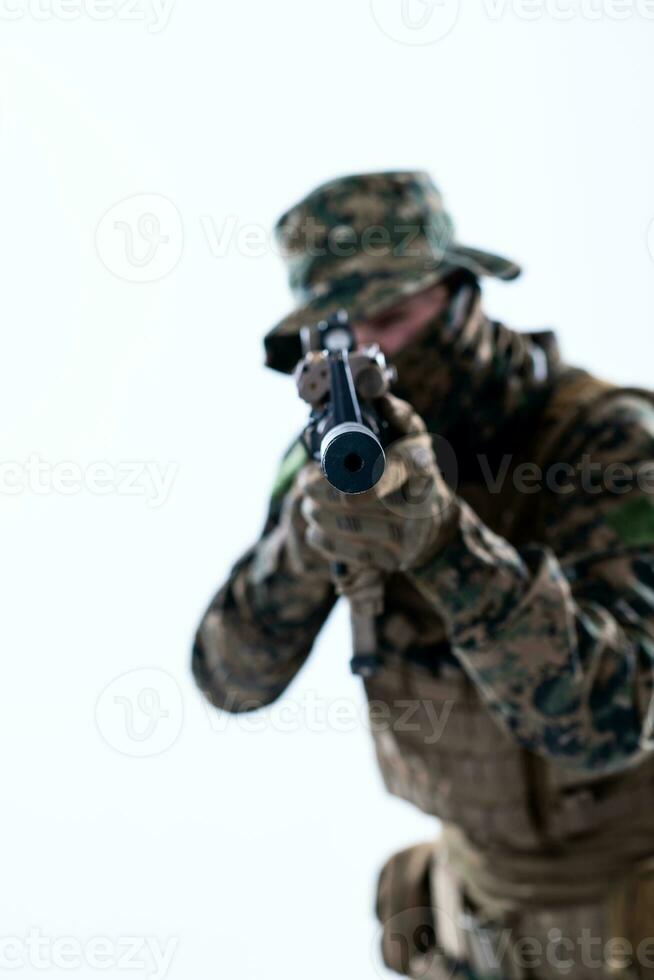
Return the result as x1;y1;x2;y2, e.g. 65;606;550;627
299;395;456;574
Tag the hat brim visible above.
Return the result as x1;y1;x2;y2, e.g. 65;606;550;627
264;245;521;373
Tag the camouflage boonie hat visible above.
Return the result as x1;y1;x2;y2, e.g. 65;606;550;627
264;170;521;373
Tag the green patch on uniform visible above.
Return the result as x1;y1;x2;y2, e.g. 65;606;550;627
605;497;654;546
270;439;310;503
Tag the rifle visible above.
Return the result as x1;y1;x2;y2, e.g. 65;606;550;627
295;310;396;676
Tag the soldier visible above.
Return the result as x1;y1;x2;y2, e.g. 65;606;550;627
193;172;654;980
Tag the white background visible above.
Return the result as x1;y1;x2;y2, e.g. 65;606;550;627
2;1;654;977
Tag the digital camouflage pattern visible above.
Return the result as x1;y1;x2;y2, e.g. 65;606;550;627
265;171;520;373
193;527;334;714
193;177;654;978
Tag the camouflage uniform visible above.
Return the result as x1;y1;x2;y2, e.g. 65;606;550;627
193;173;654;980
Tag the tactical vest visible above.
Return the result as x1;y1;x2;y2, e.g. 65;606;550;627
366;649;654;851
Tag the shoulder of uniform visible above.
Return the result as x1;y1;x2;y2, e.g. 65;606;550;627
541;368;615;424
539;368;654;468
561;369;654;435
580;387;654;431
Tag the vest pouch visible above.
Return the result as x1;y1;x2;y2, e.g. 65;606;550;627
376;841;438;977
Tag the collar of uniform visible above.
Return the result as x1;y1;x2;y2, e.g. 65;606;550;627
390;280;562;453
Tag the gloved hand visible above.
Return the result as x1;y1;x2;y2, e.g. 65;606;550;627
246;458;336;592
275;471;334;583
299;395;456;574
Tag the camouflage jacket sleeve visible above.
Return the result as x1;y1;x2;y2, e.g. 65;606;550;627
192;440;336;713
410;393;654;773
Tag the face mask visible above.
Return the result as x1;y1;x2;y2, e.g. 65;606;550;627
391;274;558;443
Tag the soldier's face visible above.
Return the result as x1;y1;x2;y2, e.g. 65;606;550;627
354;282;449;356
